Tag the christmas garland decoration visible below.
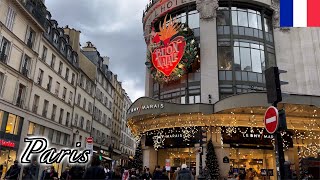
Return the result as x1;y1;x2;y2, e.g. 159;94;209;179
145;23;199;83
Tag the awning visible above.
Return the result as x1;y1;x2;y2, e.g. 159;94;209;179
102;155;112;161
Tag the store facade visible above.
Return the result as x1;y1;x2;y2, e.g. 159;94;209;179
128;0;320;179
0;110;23;177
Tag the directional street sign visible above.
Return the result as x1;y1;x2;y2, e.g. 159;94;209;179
264;106;279;134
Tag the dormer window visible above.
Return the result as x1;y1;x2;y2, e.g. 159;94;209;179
61;42;65;51
53;33;58;44
73;55;77;64
67;49;71;58
46;26;51;34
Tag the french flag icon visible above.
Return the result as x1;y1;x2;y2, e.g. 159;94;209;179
280;0;320;27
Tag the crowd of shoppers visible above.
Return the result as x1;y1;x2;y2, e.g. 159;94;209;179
4;158;195;180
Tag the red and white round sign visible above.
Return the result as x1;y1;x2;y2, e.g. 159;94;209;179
86;137;93;144
264;106;279;134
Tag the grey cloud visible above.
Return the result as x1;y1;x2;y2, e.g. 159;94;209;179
46;0;149;101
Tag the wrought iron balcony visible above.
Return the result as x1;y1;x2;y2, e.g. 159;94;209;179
20;0;47;27
21;68;29;77
0;53;7;64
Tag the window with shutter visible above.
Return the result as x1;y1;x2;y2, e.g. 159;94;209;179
5;7;16;31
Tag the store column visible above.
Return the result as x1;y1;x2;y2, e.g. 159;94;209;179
197;0;219;104
143;146;157;169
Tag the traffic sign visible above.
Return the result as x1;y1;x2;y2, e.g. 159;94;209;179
86;137;93;156
87;137;93;144
264;106;279;134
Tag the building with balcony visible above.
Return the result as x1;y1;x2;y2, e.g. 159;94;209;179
127;0;320;179
120;91;135;166
0;0;133;177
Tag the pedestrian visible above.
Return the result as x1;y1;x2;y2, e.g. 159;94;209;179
4;160;21;180
24;159;39;180
60;167;69;180
141;168;152;180
0;164;3;179
153;166;163;179
68;165;84;179
176;164;194;180
173;167;180;180
43;166;58;180
83;154;106;179
122;170;129;180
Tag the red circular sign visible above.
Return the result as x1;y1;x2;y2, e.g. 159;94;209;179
87;137;93;143
264;106;279;134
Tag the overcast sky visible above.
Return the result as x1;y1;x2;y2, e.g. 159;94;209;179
46;0;149;102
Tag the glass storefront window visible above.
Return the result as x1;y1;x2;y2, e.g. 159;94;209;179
0;111;3;129
218;47;232;70
48;129;54;142
217;8;230;26
188;10;199;29
5;114;20;135
28;122;36;135
0;149;17;178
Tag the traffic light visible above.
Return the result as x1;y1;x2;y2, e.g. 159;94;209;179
99;154;103;161
265;67;288;104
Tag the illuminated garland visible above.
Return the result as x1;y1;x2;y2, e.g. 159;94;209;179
145;24;199;83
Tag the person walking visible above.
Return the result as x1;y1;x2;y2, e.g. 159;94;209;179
141;168;152;180
176;164;194;180
83;154;106;179
43;166;58;180
24;159;39;180
173;167;180;180
60;167;69;180
68;165;84;179
4;160;21;180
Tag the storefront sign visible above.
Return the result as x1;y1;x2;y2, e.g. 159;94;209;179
223;156;229;163
165;159;170;171
144;0;195;25
221;127;293;148
0;139;15;148
128;103;164;114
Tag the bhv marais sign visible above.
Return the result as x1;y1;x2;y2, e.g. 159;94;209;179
128;103;164;114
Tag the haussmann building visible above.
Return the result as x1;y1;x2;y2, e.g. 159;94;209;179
127;0;320;179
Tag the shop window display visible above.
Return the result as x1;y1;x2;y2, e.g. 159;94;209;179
5;114;20;135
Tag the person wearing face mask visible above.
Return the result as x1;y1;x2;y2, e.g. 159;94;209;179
43;166;58;180
4;160;21;180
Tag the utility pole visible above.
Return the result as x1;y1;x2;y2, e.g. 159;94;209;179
265;67;288;180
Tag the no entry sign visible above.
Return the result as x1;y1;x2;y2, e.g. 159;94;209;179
264;106;279;134
87;137;93;144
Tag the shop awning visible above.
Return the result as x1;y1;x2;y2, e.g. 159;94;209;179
127;93;320;134
102;156;112;161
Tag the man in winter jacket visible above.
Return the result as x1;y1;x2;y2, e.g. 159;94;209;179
83;155;106;179
176;164;194;180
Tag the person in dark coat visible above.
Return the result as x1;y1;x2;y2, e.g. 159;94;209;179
83;154;106;179
23;159;39;180
153;165;169;180
176;164;194;180
60;167;69;180
68;165;84;179
141;168;152;180
43;166;58;180
5;160;21;180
